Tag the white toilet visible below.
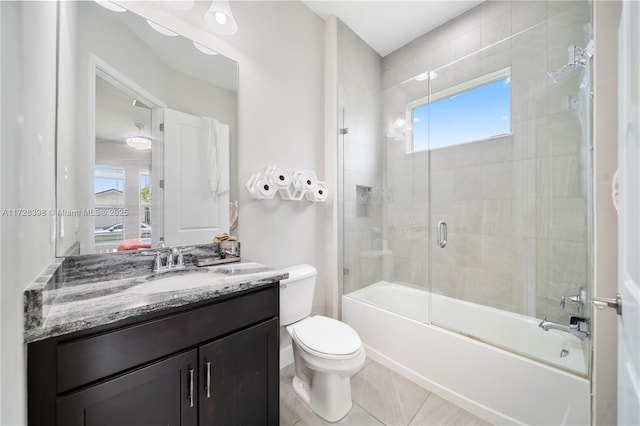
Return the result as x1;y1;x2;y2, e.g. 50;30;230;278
280;264;366;422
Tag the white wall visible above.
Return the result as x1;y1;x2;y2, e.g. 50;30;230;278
227;1;327;316
0;2;58;424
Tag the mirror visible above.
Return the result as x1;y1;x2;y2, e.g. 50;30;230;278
56;1;238;256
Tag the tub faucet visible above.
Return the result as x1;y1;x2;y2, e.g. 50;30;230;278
560;287;586;313
538;316;590;339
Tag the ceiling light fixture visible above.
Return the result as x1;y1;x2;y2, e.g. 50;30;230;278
94;0;126;12
193;41;219;56
204;1;238;36
127;123;152;150
215;12;227;25
127;137;152;150
146;19;179;37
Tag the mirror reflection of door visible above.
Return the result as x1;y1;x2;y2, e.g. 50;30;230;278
164;108;230;246
94;73;159;252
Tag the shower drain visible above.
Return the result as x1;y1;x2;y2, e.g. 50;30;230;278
560;349;570;357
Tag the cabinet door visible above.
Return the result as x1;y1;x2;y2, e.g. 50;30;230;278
199;318;278;426
57;349;198;426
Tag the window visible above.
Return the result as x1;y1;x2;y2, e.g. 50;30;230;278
95;166;125;243
409;68;511;152
95;166;125;204
140;172;151;230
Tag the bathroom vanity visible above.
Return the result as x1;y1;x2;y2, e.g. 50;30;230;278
24;251;284;426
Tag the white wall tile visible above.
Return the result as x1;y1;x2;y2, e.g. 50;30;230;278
513;159;536;199
512;76;549;121
430;146;457;171
483;137;513;164
481;163;513;199
513;117;547;161
431;169;458;201
549;154;583;198
455;27;483;60
550;198;587;242
546;110;581;156
511;1;547;33
455;166;483;201
482;199;513;236
453;234;483;268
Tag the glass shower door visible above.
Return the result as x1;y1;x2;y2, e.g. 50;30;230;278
427;3;592;376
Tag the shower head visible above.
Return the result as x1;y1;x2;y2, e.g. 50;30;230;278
547;41;594;83
547;64;572;84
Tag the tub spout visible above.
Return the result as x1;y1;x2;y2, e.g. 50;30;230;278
538;316;590;339
538;318;571;333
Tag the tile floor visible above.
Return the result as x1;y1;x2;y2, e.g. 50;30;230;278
280;358;492;426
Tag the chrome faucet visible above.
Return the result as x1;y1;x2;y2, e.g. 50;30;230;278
538;316;590;339
153;248;186;273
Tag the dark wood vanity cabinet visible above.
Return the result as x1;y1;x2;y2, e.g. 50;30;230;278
56;349;199;426
199;320;276;425
28;284;279;426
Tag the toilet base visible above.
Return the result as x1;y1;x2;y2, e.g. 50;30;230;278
292;375;311;405
291;372;353;422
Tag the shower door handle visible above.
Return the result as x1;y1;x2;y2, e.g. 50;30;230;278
437;221;447;248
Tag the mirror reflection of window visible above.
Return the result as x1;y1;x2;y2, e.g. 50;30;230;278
95;166;126;245
95;72;155;251
140;171;151;237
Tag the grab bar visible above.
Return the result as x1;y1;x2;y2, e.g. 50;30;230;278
437;221;447;248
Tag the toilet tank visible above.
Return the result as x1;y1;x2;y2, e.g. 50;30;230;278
279;264;317;326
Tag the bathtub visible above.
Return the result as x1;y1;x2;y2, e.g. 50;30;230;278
343;281;590;425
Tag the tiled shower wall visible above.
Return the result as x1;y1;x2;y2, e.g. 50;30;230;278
338;21;384;295
382;1;591;322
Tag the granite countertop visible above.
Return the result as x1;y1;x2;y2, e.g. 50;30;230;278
24;247;287;343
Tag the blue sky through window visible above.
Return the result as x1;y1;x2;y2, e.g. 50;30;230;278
140;173;149;191
95;166;125;194
412;76;511;152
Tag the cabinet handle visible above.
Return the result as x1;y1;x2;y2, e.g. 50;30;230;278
206;361;212;398
189;368;194;408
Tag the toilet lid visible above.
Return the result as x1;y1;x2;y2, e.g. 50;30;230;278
292;316;361;356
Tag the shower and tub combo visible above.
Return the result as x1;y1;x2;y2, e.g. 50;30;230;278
342;282;590;424
338;1;593;424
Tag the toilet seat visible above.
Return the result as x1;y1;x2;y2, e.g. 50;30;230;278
290;316;362;360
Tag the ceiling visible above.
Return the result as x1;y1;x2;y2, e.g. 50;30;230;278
302;1;483;57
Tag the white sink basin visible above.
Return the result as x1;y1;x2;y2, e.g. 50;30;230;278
125;270;223;294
